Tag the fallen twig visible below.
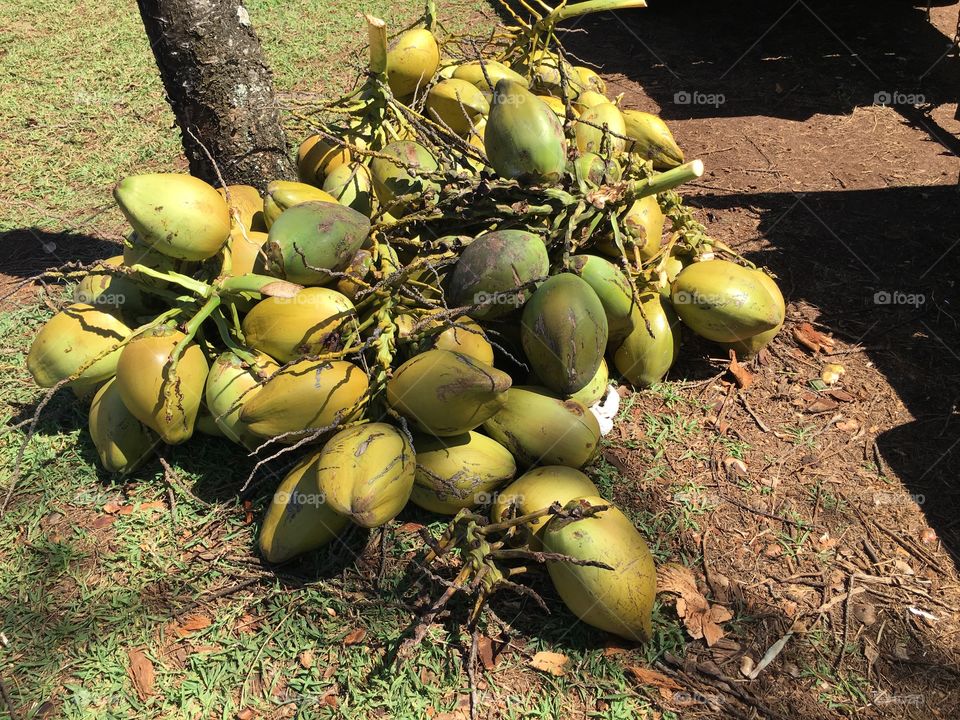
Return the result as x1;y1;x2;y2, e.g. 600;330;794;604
0;672;21;720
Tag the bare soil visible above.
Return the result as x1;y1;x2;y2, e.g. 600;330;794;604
553;1;960;717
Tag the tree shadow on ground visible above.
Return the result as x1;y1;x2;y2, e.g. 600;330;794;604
692;184;960;566
496;0;960;155
0;228;121;285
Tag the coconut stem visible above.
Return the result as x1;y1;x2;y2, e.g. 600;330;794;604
366;15;388;77
128;264;210;296
183;294;222;339
217;274;301;297
627;159;704;199
544;0;647;27
480;501;610;535
490;548;614;570
211;308;261;366
425;0;437;31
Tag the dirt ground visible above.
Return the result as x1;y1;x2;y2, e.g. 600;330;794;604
553;0;960;717
3;1;960;718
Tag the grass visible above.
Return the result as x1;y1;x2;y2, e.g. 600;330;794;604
0;288;700;717
782;423;818;448
0;279;704;717
0;0;500;238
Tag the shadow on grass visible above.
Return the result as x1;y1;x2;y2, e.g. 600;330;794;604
0;228;121;283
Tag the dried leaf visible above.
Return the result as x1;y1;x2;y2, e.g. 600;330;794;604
172;614;212;636
894;559;915;576
816;532;838;551
722;457;747;479
115;501;166;516
434;709;470;720
792;322;836;354
91;515;116;529
602;638;630;656
343;628;366;645
728;352;754;389
190;644;220;654
103;501;123;514
764;543;783;558
299;650;315;669
656;563;699;597
657;564;730;646
127;648;155;700
259;280;302;298
625;665;681;692
477;636;497;670
702;605;733;646
396;522;426;534
836;418;860;433
852;602;877;626
236;613;261;634
529;651;568;676
805;396;839;414
827;388;855;403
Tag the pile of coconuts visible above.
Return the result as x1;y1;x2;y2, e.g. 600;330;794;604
24;0;784;642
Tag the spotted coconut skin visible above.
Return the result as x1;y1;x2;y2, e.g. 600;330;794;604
482;386;600;469
263;200;370;286
521;273;609;395
484;80;568;183
543;496;656;642
445;229;549;321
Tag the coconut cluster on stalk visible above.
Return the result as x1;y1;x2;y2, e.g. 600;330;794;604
25;0;786;642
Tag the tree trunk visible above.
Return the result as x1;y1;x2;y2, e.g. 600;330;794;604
136;0;295;189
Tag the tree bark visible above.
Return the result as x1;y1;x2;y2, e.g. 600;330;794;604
136;0;295;189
